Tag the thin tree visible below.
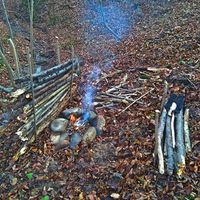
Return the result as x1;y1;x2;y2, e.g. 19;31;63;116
1;0;14;40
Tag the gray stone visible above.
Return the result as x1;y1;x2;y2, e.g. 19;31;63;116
55;140;70;151
96;115;106;130
50;118;69;132
50;132;69;144
88;111;97;121
62;107;83;119
82;127;97;143
70;133;82;149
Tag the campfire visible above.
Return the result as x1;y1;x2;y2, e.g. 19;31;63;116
50;107;105;150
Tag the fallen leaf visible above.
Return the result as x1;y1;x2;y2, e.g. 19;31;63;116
11;177;18;185
110;193;120;199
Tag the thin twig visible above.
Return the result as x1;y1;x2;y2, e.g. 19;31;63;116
119;88;155;115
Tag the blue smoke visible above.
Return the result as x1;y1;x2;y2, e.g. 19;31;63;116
82;66;101;121
82;0;134;40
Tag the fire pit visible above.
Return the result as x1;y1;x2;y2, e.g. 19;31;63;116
50;107;105;150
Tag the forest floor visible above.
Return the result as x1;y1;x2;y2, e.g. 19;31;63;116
0;0;200;199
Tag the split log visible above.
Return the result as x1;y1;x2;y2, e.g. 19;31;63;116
13;86;77;161
156;108;167;174
184;108;191;152
166;115;174;175
153;110;160;165
175;108;186;177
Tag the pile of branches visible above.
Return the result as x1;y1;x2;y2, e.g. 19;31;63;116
154;82;191;177
93;72;154;111
11;57;79;161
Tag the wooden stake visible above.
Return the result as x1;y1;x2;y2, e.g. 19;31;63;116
29;0;37;142
56;36;60;65
70;45;74;102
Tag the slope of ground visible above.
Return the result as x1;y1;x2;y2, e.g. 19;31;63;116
0;0;199;199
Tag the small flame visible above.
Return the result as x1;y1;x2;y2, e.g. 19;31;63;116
70;115;82;130
70;115;77;122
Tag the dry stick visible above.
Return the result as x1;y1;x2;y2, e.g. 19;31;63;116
166;115;174;175
9;39;21;77
153;110;160;165
1;0;14;40
29;0;37;143
160;80;168;113
0;49;15;85
70;45;74;102
184;108;191;152
99;92;143;104
157;108;167;174
55;36;60;65
97;70;122;83
99;0;121;40
119;88;155;115
175;108;186;177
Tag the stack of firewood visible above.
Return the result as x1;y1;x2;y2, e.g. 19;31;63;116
10;57;79;160
153;82;191;177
